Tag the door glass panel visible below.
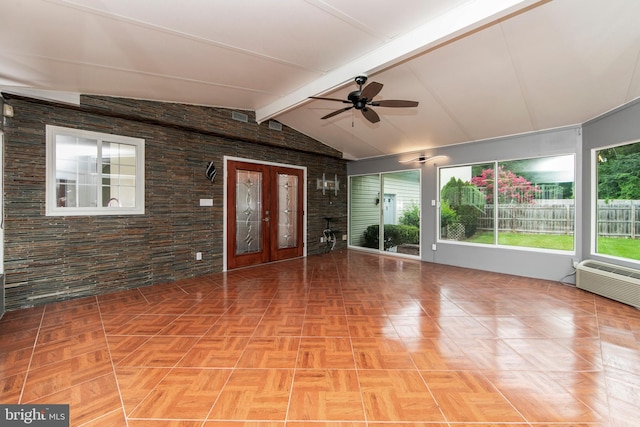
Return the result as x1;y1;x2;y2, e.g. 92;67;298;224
382;171;420;255
349;174;381;249
235;170;262;255
277;173;298;249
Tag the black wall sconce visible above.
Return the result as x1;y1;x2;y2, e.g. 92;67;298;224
399;154;446;164
205;161;217;183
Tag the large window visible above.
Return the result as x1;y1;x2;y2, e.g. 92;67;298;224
595;141;640;261
46;126;145;216
350;170;420;256
440;155;575;251
440;163;494;243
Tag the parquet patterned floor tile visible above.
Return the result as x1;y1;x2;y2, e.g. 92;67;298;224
21;349;113;402
420;370;525;422
29;329;109;369
0;347;33;379
1;250;639;426
484;370;606;423
106;314;181;335
302;315;350;337
288;369;365;421
236;336;299;368
128;368;232;420
401;336;476;370
205;315;262;337
28;373;122;425
114;366;172;414
351;337;415;369
156;314;218;336
346;315;398;338
254;314;305;337
358;369;444;422
298;337;355;369
116;335;199;367
178;336;250;368
207;369;294;421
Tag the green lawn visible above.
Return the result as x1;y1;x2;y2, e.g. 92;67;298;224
462;232;640;260
597;237;640;260
499;233;575;251
464;231;574;250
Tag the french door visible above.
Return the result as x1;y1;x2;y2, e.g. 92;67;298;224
226;160;304;269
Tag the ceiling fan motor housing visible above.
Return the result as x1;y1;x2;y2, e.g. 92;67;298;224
348;90;366;109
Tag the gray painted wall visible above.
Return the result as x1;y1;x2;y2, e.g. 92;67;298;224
348;126;581;282
582;98;640;270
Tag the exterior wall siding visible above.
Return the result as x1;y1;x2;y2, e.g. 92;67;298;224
2;94;347;310
349;175;380;247
382;174;420;224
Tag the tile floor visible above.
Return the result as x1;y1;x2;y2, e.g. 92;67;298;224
1;250;639;426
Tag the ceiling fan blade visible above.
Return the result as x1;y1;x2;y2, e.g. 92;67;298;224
321;106;353;120
361;107;380;123
360;81;383;100
373;100;419;108
310;96;350;103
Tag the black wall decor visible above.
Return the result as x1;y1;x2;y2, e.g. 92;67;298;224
205;161;217;182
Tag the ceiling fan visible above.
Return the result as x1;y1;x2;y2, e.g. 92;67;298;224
310;75;419;124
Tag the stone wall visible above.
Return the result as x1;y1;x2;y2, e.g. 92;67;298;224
2;94;347;310
0;97;5;318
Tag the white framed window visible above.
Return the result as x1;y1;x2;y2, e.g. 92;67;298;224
593;140;640;263
439;154;575;252
46;125;145;216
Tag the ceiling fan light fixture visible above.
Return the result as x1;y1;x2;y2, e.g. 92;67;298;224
309;75;418;124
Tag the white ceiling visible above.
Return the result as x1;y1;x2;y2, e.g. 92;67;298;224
2;0;640;160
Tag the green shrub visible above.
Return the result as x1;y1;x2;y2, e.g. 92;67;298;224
455;205;480;237
440;200;459;228
440;177;483;237
363;225;380;249
399;202;420;228
363;224;419;250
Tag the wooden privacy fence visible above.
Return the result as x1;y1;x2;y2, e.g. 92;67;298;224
475;200;640;238
597;200;640;238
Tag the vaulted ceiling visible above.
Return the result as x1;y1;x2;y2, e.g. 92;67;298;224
2;0;640;160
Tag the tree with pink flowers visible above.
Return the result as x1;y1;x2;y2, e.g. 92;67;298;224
470;166;541;204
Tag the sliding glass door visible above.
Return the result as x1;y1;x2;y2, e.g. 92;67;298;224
349;174;380;250
349;170;420;256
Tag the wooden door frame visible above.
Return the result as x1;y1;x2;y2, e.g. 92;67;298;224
223;156;307;271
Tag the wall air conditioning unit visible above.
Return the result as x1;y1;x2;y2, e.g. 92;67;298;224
576;260;640;309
